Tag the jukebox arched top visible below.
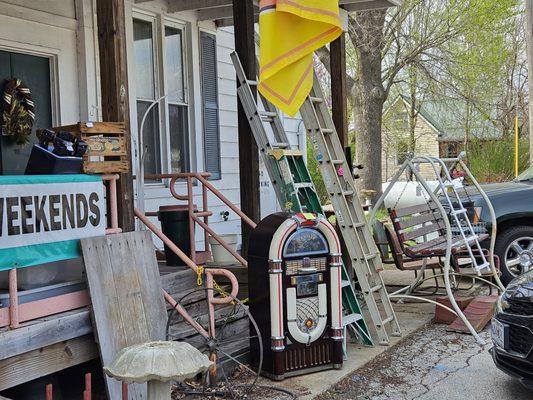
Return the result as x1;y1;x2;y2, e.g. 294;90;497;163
283;228;329;258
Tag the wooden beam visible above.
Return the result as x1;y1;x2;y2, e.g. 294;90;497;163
198;2;258;21
331;34;349;150
0;335;98;391
198;5;234;21
168;0;231;12
0;310;92;361
233;0;260;257
96;0;135;232
340;0;401;11
215;13;259;27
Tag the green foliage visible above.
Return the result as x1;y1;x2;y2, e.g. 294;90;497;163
306;139;329;205
467;137;529;183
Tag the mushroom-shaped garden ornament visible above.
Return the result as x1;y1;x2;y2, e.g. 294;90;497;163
104;341;213;400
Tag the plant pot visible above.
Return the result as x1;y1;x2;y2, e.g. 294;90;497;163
208;234;239;265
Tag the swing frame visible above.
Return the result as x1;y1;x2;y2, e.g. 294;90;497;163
369;152;505;345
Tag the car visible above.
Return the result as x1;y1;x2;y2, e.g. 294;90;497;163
459;165;533;285
491;269;533;389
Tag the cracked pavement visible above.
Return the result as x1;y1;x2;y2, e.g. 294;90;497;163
316;323;532;400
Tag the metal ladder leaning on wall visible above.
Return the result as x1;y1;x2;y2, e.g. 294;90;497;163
231;51;374;346
296;75;401;345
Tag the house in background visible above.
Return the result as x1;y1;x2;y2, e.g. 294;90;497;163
381;94;501;181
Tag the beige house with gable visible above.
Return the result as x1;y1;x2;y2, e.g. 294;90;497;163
381;95;501;181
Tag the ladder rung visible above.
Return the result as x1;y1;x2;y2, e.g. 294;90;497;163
382;315;395;325
341;280;351;288
455;235;479;246
450;208;467;216
247;79;258;86
365;253;378;260
367;284;383;293
342;190;354;196
331;159;343;165
271;142;289;149
260;111;277;118
321;128;334;134
309;96;323;104
343;313;363;325
294;182;315;189
475;262;491;271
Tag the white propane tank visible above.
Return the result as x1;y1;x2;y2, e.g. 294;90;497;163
382;181;440;209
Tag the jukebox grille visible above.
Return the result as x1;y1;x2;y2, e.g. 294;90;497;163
285;257;327;275
296;297;320;333
285;343;332;371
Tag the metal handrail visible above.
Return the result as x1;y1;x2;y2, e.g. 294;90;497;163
143;172;256;267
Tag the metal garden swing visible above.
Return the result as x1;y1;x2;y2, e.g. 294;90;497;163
369;152;505;345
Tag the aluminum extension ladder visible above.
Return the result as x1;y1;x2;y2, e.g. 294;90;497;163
298;75;401;345
231;51;394;345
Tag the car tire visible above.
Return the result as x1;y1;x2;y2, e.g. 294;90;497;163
494;225;533;286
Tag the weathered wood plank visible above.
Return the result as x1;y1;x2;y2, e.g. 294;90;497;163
0;309;92;361
81;231;167;400
0;335;98;391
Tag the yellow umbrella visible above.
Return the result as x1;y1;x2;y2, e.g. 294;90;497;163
258;0;342;116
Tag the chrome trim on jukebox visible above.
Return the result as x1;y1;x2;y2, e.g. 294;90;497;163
269;259;283;273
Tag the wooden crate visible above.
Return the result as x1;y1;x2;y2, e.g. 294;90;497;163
53;122;129;174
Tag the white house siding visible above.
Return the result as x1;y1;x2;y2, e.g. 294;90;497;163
126;2;305;251
0;0;99;125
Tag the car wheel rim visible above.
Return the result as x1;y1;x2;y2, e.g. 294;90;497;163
504;236;533;277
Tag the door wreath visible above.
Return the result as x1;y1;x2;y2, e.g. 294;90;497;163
1;78;35;145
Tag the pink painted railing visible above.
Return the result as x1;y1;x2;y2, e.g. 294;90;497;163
3;175;121;329
144;172;256;267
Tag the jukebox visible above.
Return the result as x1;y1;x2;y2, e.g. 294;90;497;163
248;212;343;380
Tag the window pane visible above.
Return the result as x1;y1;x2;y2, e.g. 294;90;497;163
133;19;155;99
137;100;161;179
165;27;185;103
169;104;189;173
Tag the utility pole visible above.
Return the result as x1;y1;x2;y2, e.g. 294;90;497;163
526;0;533;165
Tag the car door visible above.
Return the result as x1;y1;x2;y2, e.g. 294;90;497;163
0;50;52;175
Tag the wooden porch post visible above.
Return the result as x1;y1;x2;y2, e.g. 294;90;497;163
330;33;350;164
96;0;135;232
233;0;261;256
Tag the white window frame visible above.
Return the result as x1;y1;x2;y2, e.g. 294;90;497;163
0;41;60;127
131;9;194;186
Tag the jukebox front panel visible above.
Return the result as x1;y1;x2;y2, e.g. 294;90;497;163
248;212;343;380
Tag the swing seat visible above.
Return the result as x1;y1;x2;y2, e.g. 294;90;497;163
388;202;489;259
374;221;441;271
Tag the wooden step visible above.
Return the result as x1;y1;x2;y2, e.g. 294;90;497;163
447;295;498;333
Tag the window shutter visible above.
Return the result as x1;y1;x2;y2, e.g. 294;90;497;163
200;32;221;180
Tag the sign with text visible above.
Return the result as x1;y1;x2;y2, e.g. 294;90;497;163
0;175;105;269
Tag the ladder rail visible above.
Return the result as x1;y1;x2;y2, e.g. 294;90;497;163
416;155;489;272
300;75;402;344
